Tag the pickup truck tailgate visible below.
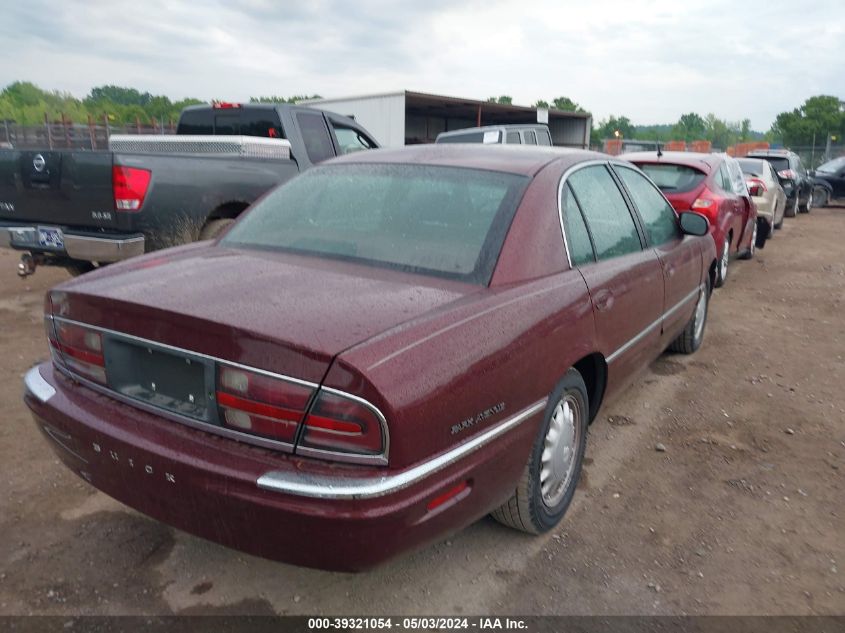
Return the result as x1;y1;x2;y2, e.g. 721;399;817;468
0;150;118;229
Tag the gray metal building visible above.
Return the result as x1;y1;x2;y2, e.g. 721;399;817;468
299;91;591;148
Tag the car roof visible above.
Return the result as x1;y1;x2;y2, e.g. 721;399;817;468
328;144;608;177
623;150;721;173
746;149;795;157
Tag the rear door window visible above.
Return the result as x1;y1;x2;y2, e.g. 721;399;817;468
523;130;537;145
560;183;595;266
616;166;681;246
537;130;552;146
506;132;521;144
295;112;336;163
568;165;643;260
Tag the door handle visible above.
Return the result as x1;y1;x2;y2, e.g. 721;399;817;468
594;289;614;312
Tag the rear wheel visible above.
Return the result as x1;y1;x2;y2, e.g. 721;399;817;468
740;222;758;259
785;196;798;218
65;262;96;277
199;218;235;240
491;369;588;534
800;191;813;213
669;276;710;354
715;235;730;287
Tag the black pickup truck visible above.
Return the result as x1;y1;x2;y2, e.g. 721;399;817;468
0;103;379;276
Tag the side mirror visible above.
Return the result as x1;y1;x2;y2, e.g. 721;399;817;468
678;211;709;236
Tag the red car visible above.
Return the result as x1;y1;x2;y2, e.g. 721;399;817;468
24;146;717;571
626;152;758;287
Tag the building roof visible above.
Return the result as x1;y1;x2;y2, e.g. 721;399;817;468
299;90;592;121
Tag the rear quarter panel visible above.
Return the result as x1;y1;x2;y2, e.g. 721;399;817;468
327;270;595;470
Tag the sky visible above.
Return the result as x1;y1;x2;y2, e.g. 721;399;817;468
2;0;843;131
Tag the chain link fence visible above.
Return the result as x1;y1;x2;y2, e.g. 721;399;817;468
1;118;176;151
783;144;845;170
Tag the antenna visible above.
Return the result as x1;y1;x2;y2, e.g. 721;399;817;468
656;133;663;158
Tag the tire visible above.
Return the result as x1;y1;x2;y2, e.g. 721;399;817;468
785;196;798;218
714;235;730;287
199;218;235;240
774;201;785;229
740;222;758;259
669;276;710;354
812;186;830;209
65;262;96;277
491;369;588;535
800;191;813;213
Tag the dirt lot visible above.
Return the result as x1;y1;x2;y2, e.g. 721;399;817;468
0;209;842;617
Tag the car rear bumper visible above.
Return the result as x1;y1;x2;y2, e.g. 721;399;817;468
750;196;774;223
23;363;540;571
0;224;144;262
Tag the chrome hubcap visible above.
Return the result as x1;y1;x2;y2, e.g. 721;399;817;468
693;290;707;341
750;224;757;255
540;395;580;507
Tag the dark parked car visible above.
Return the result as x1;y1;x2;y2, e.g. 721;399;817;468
745;149;813;215
626;152;758;287
811;156;845;204
24;146;717;571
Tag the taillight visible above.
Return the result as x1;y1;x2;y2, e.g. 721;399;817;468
113;166;151;212
299;390;385;456
51;321;106;384
746;178;767;197
691;198;713;209
777;169;797;180
216;365;312;443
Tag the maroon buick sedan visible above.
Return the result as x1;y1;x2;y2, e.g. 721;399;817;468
24;145;717;571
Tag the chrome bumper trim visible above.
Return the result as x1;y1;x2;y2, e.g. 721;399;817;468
257;399;547;500
24;365;56;403
64;234;145;262
0;226;144;262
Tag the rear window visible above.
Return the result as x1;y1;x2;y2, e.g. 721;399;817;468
177;108;284;138
635;163;707;193
437;131;495;144
756;156;789;171
736;158;766;176
177;109;213;135
221;164;529;284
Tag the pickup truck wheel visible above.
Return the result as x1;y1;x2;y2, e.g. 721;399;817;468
490;368;588;535
65;262;95;277
715;235;730;287
199;218;234;240
668;277;710;354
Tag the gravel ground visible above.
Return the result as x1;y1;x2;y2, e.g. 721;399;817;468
0;207;842;616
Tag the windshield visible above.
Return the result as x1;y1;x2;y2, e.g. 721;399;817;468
817;156;845;174
635;163;707;193
222;163;529;284
757;156;790;171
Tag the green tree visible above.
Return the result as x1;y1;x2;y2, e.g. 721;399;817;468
595;115;634;140
533;99;549;109
672;112;706;141
551;96;584;112
770;95;844;146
